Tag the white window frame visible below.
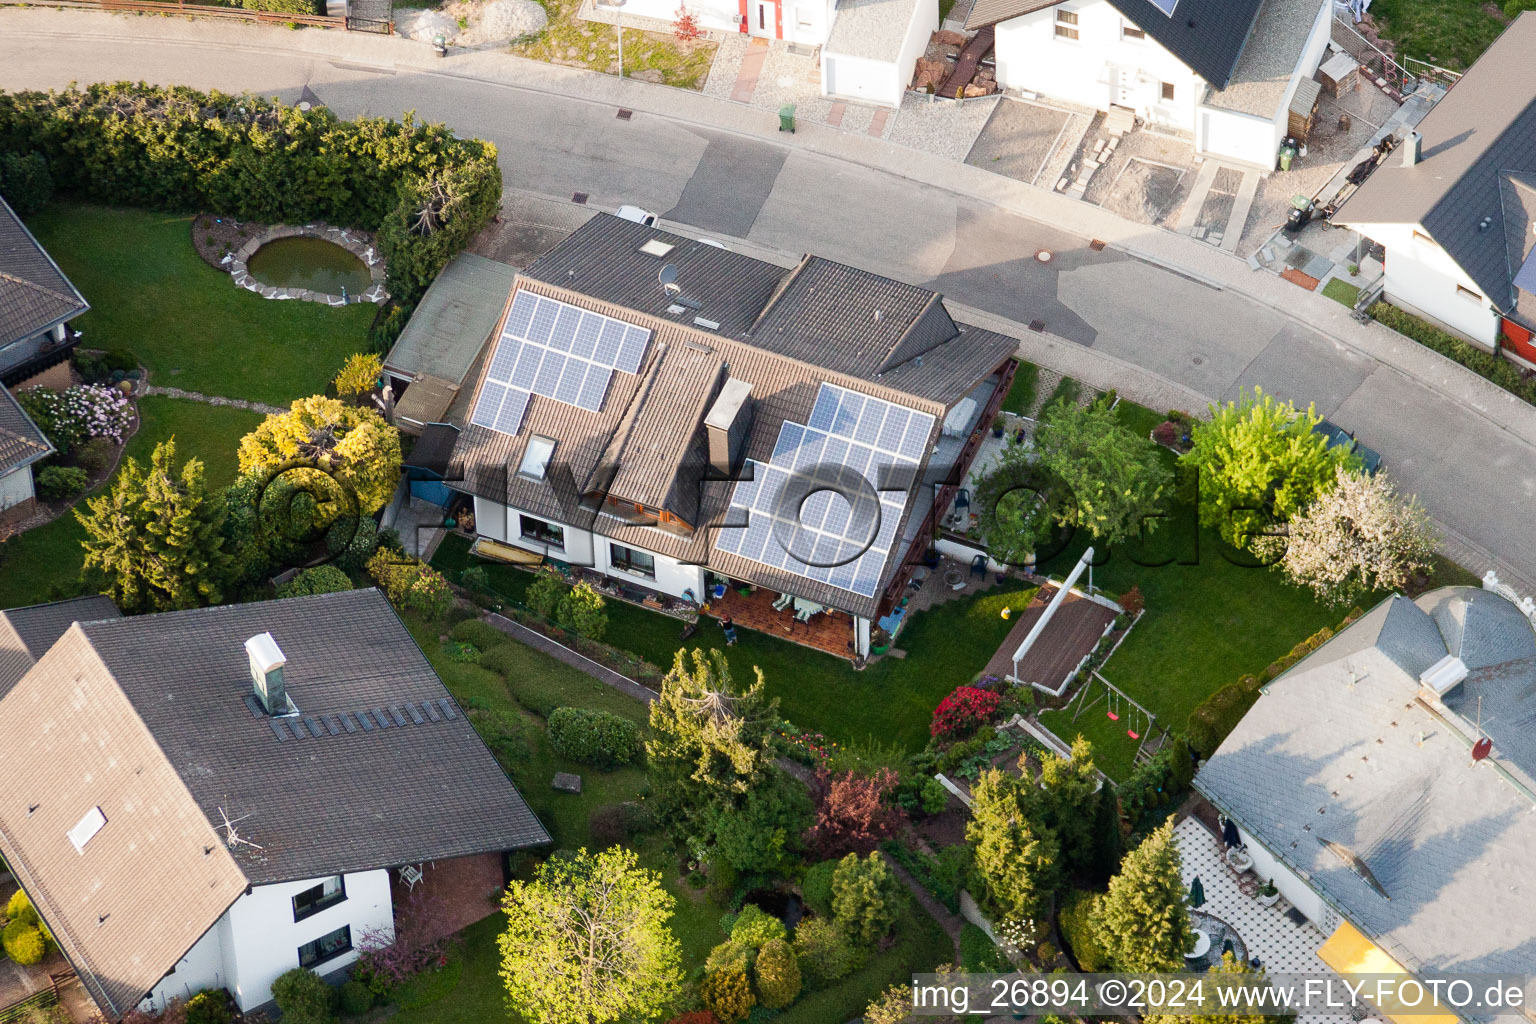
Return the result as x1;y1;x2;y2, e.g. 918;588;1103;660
609;542;657;580
1121;21;1145;39
1054;8;1079;40
518;436;557;481
1457;284;1484;303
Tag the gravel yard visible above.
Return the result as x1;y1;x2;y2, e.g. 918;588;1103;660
964;97;1070;185
1082;128;1197;228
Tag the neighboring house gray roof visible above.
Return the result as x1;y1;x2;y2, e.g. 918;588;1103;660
1202;0;1325;118
825;0;923;61
0;384;53;478
966;0;1265;86
450;215;1018;619
0;589;549;1020
1336;13;1536;311
383;253;519;387
1196;587;1536;978
0;195;89;350
0;595;120;696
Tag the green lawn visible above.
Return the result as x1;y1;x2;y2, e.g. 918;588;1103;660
1322;278;1361;309
1000;361;1040;415
0;396;263;609
1370;0;1507;70
512;0;718;90
25;204;374;406
434;534;1040;752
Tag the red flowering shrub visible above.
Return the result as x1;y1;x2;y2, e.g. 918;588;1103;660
804;768;905;857
1120;585;1144;617
673;5;704;40
1152;421;1179;447
929;685;1001;738
667;1013;720;1024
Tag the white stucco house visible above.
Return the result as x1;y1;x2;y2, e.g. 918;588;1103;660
0;387;52;529
1335;14;1536;361
449;214;1019;661
1195;585;1536;1008
0;590;549;1020
967;0;1333;169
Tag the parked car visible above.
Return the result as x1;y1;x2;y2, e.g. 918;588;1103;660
1313;419;1382;474
615;205;659;227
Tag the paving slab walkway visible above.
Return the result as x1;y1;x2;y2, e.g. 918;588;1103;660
142;385;284;415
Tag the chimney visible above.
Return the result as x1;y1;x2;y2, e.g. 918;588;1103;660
704;377;753;478
245;632;288;715
1402;131;1422;167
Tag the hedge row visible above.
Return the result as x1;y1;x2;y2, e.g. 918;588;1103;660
0;83;502;304
1185;607;1363;756
1369;302;1536;406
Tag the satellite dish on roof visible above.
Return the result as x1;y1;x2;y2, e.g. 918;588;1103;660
1472;737;1493;761
659;263;680;295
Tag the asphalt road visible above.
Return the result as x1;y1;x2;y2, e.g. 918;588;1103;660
3;33;1533;587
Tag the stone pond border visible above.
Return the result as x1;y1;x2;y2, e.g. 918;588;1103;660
227;222;389;306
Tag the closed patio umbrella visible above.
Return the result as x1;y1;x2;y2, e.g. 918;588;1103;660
1222;817;1242;849
1188;876;1206;909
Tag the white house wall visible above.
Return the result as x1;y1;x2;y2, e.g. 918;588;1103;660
140;918;231;1013
1346;221;1502;348
222;870;394;1011
619;0;830;43
822;53;900;106
1196;106;1279;168
993;0;1202;132
0;467;33;511
473;497;705;601
1237;825;1328;927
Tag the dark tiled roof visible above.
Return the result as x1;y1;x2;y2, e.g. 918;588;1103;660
0;595;120;697
965;0;1265;84
1106;0;1266;87
750;256;956;379
450;219;1019;618
0;384;52;477
524;215;788;339
1337;14;1536;308
0;590;549;1019
0;195;89;349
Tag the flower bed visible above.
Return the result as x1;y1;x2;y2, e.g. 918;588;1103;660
16;384;134;450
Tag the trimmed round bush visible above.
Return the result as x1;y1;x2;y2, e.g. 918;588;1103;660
449;618;512;651
270;967;336;1024
546;707;640;768
729;904;785;950
2;922;45;965
700;964;754;1023
338;978;373;1016
791;917;855;989
753;937;801;1009
800;859;838;918
184;989;232;1024
277;565;354;598
5;889;38;927
36;465;89;501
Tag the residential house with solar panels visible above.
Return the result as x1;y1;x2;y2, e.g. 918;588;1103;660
0;589;549;1021
0;194;89;391
1194;586;1536;1005
450;213;1020;660
969;0;1333;170
1335;14;1536;359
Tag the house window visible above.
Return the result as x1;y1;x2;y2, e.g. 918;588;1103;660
297;925;352;969
610;543;656;580
519;515;564;549
1161;81;1176;101
1122;23;1144;38
518;436;556;481
1413;229;1437;248
1054;9;1079;39
1458;284;1484;303
292;876;346;922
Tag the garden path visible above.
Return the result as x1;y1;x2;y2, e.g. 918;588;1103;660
141;384;284;416
881;850;965;966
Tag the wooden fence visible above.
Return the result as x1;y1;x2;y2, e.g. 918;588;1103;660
0;0;391;32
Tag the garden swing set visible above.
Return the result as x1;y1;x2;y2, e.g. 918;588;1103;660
1069;672;1162;757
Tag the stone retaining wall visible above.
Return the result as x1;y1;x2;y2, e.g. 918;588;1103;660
228;222;389;306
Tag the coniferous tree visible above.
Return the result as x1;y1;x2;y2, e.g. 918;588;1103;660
77;439;232;613
1039;736;1101;874
1091;821;1194;971
966;767;1060;925
1087;783;1126;887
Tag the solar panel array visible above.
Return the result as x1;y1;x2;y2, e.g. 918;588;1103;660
1148;0;1178;14
471;290;653;436
249;692;462;744
715;383;934;599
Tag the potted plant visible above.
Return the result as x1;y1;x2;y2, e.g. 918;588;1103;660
1225;846;1254;874
992;415;1006;438
1257;878;1279;908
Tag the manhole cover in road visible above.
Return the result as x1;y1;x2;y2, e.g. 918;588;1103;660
1193;355;1205;365
1036;250;1054;263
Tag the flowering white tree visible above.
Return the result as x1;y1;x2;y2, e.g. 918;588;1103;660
1259;467;1438;605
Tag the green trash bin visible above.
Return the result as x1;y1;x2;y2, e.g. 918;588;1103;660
1278;145;1296;172
778;104;796;134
